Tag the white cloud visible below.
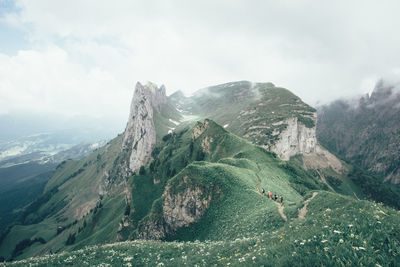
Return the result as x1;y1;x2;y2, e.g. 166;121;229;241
1;0;400;124
0;46;131;120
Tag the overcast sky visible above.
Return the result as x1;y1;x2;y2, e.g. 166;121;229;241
1;0;400;125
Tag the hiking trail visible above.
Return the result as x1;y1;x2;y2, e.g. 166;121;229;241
255;163;287;221
255;164;261;193
316;170;336;192
298;192;318;220
276;202;287;221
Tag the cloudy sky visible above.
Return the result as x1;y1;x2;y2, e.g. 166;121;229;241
1;0;400;127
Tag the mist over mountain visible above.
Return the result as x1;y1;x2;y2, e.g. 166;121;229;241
317;79;400;184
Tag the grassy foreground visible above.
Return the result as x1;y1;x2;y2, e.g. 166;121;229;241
3;191;400;266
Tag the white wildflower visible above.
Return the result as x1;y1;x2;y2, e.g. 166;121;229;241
321;240;328;243
123;257;133;262
333;230;342;234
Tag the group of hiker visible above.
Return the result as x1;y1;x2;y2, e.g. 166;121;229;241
261;188;283;203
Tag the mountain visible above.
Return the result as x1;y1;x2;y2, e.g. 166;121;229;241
317;80;400;184
1;81;399;266
0;162;56;236
0;141;107;235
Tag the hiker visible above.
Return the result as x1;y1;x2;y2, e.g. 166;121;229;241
267;191;270;198
262;188;265;195
275;194;278;201
280;196;283;203
270;193;273;199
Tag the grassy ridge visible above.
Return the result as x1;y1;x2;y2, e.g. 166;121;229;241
129;120;325;243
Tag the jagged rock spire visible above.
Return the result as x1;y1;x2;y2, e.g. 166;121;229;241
122;82;167;173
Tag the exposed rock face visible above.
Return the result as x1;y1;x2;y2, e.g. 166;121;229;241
137;175;215;240
122;82;167;173
317;80;400;183
192;119;211;139
136;217;169;240
270;117;317;160
302;145;345;173
163;179;212;229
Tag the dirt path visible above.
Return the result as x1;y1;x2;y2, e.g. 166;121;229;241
276;202;287;221
255;164;262;194
298;192;318;220
256;179;261;193
353;192;360;200
316;170;336;192
255;163;287;221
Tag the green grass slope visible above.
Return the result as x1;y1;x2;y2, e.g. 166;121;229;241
0;135;125;261
0;163;55;234
4;191;400;266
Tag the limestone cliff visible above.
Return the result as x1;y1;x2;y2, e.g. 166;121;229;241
137;175;215;240
122;82;167;173
267;114;345;173
270;116;317;160
162;178;212;230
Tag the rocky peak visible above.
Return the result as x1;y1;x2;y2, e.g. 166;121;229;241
122;82;167;173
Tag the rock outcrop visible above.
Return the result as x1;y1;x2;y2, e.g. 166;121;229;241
270;116;317;160
192;119;211;139
163;178;212;229
137;175;215;240
317;80;400;183
122;82;167;173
